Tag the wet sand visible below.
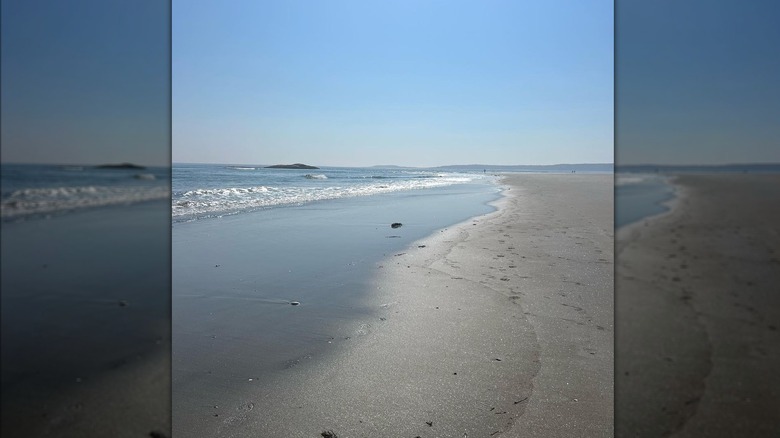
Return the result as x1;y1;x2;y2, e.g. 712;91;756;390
616;174;780;437
188;174;614;437
1;202;170;437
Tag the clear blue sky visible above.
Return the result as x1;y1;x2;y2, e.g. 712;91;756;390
5;1;777;168
617;0;780;165
1;0;169;167
173;0;614;167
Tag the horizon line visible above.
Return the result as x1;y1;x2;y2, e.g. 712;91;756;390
169;161;616;168
616;162;780;167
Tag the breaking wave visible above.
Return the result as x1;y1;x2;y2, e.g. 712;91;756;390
2;185;170;220
172;173;486;222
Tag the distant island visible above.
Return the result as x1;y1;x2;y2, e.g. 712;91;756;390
265;163;319;169
96;163;146;169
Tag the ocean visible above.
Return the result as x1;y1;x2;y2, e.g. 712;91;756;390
615;164;780;229
1;163;171;435
172;164;500;223
1;163;170;221
615;173;675;229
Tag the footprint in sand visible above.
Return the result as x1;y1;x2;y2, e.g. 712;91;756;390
356;323;371;336
219;402;256;427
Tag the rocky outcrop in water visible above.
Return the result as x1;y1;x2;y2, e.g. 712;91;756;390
96;163;146;169
265;163;319;169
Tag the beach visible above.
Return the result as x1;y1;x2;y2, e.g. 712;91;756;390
174;173;613;437
1;201;171;437
616;174;780;437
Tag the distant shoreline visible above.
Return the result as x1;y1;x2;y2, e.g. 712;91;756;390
617;163;780;173
171;162;615;172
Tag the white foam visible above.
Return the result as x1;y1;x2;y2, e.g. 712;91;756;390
1;185;170;219
172;173;488;220
615;174;657;186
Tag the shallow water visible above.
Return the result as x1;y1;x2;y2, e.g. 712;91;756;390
1;200;170;434
172;180;501;430
615;173;675;228
172;164;497;222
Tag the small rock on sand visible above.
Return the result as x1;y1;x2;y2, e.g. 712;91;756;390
391;222;403;228
290;301;300;306
321;431;337;438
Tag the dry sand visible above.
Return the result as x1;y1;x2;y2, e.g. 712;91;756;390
616;174;780;437
194;174;614;437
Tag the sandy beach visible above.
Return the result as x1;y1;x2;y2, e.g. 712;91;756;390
178;173;614;437
616;174;780;437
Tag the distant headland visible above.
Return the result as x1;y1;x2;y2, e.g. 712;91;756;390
265;163;319;169
95;163;146;169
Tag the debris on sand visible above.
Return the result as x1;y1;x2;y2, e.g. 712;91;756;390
290;301;300;306
321;431;338;438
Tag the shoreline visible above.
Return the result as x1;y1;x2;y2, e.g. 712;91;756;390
181;173;613;437
616;173;780;436
1;200;170;437
615;173;679;240
172;180;503;435
616;174;684;254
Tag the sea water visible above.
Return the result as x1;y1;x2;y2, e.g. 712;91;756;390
614;164;780;229
615;173;675;229
1;163;170;221
1;163;171;433
172;164;498;222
